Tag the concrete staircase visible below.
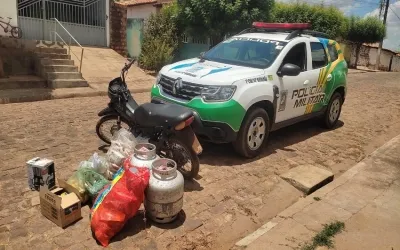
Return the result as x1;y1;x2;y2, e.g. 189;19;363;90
0;37;102;104
0;76;47;90
35;47;89;88
0;38;154;104
0;46;94;104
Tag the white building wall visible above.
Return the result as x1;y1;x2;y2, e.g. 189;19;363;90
391;56;400;72
344;42;393;71
357;46;370;67
0;0;18;37
127;4;157;20
365;48;392;70
380;50;393;70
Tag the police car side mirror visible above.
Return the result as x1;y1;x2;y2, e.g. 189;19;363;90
277;63;301;77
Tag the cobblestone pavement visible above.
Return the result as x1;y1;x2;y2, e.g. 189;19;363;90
1;72;400;250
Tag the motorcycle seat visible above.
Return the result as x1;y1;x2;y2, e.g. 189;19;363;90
133;103;193;128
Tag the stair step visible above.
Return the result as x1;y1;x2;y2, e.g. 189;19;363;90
37;53;70;60
49;79;88;88
40;58;74;66
0;87;101;104
43;65;78;73
35;47;68;55
47;72;82;80
0;88;52;104
0;76;47;90
36;39;65;48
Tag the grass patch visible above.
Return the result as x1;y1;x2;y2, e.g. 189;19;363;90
301;221;345;250
313;197;321;201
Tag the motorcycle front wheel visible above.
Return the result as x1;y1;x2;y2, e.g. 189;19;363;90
96;115;130;144
160;137;200;180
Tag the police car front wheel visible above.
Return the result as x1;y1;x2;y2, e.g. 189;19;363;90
322;92;343;129
233;108;270;158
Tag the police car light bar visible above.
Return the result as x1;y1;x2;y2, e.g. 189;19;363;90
252;22;311;30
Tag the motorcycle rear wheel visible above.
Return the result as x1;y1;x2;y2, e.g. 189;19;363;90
96;115;130;144
160;137;200;180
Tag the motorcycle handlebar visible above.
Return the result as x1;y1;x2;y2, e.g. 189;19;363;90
120;58;135;85
123;58;136;72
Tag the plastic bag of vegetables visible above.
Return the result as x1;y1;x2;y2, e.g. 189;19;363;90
67;167;110;203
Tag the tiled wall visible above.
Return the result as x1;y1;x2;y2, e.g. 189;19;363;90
110;1;127;57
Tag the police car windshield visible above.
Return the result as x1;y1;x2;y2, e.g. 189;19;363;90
203;37;287;69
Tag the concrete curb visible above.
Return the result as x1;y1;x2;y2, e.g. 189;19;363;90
0;87;152;104
348;71;368;74
234;134;400;249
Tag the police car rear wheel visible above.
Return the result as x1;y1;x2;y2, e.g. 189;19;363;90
323;92;343;129
233;108;270;158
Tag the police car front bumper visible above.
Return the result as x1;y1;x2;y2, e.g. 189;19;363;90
151;97;237;143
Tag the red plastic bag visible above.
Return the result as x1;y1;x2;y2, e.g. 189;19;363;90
90;158;150;247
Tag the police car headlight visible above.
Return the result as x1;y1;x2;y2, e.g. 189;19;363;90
155;73;162;85
201;85;236;102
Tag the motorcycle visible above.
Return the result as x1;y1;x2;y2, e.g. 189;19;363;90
96;59;202;179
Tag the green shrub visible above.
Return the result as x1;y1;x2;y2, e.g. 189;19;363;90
139;38;174;72
177;0;274;45
138;3;179;71
343;16;386;68
272;3;348;39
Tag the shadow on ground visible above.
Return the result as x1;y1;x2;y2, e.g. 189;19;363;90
108;210;186;245
199;118;344;166
184;179;204;192
95;118;344;168
108;210;149;244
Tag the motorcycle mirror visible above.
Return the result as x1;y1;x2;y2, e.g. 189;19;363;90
125;58;136;67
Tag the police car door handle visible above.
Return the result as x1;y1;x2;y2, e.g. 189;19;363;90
327;74;332;81
304;80;310;85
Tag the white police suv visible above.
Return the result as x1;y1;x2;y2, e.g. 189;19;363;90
151;22;348;158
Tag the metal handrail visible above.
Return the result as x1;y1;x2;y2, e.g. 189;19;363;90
50;18;84;73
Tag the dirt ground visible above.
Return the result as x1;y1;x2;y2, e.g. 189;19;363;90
1;72;400;250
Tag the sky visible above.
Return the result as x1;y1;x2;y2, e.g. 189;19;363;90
279;0;400;52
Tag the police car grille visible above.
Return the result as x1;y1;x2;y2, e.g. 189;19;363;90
159;75;204;100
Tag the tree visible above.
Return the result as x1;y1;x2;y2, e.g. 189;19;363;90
177;0;274;45
272;3;348;39
138;3;180;71
344;16;386;68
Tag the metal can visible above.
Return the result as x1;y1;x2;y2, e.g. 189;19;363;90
129;143;159;170
144;158;184;224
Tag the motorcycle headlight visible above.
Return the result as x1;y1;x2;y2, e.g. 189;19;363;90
201;85;236;102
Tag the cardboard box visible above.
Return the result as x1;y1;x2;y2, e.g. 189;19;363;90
40;179;82;228
27;157;56;191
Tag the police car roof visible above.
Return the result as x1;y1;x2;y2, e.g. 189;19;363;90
235;32;290;41
234;32;326;42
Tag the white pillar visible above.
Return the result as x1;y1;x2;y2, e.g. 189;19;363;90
14;0;18;27
106;0;110;47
